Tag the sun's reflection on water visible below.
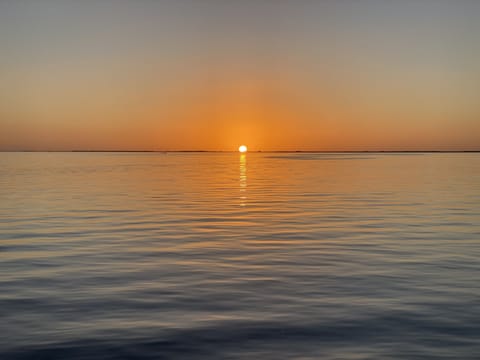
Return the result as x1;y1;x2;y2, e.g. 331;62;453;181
239;153;247;206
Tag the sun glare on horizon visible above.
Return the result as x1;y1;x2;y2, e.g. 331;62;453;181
238;145;248;153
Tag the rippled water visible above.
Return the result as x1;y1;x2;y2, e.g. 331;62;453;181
1;152;480;359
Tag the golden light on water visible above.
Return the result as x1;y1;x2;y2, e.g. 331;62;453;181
239;145;248;153
239;153;247;207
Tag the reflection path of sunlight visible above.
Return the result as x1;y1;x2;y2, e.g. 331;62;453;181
239;153;247;206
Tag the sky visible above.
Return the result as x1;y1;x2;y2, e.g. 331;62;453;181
1;0;479;151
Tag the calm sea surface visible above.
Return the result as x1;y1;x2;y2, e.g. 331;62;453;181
1;152;479;359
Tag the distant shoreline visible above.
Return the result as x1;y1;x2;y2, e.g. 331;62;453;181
2;150;479;153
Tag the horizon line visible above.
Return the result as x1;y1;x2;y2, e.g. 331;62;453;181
2;150;480;153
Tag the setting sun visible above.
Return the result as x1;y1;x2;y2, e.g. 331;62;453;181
238;145;248;153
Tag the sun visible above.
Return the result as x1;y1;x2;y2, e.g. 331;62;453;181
238;145;248;153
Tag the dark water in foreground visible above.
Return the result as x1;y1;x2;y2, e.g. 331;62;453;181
1;152;480;359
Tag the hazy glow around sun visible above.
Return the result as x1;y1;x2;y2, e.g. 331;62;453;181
239;145;248;153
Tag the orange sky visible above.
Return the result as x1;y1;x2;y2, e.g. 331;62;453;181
1;0;479;151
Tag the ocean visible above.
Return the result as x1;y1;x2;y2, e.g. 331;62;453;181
1;152;479;359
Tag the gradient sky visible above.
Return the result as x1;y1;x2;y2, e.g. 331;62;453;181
1;0;479;151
